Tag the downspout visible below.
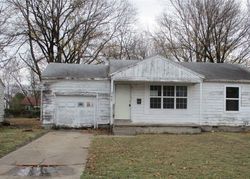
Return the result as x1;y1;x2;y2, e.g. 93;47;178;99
110;78;114;126
199;81;203;126
40;82;43;122
94;93;99;129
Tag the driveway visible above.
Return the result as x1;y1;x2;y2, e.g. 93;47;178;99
0;131;93;179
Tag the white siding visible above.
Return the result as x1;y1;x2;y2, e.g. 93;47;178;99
129;82;250;126
0;83;4;122
42;80;110;127
112;56;202;83
201;82;250;126
129;83;201;125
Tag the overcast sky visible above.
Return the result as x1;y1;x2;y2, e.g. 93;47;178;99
130;0;248;31
129;0;167;31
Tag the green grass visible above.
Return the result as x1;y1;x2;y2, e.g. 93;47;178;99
0;127;46;158
82;133;250;178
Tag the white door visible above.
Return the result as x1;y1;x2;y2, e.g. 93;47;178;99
56;96;95;127
115;85;131;120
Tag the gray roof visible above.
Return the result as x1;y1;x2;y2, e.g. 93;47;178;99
179;62;250;81
42;63;109;79
42;60;140;79
109;60;140;74
42;58;250;82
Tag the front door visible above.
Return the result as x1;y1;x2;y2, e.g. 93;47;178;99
115;85;131;120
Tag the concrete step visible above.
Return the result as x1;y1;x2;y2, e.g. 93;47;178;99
113;126;201;135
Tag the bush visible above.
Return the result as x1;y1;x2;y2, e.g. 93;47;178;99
22;109;40;118
4;108;40;118
4;108;22;117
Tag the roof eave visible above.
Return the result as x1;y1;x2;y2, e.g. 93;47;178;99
42;77;109;82
204;79;250;83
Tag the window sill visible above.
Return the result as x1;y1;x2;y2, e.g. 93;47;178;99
224;110;240;114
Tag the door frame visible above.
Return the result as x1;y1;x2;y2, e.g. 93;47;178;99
114;84;131;120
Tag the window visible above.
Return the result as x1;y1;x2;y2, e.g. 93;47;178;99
226;87;239;111
150;86;161;108
150;85;188;109
78;102;84;107
176;86;187;109
163;86;175;109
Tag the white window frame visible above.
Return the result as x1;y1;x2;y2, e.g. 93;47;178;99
224;86;241;113
149;85;162;109
175;86;188;109
150;85;188;110
163;86;175;109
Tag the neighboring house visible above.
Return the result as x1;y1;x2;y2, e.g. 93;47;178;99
21;96;40;110
0;79;4;122
41;56;250;133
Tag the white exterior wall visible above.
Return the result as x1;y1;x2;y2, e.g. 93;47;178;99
0;82;4;122
201;82;250;126
42;80;110;127
112;56;203;125
129;83;201;125
121;81;250;126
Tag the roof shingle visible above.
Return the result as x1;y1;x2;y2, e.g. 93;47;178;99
179;62;250;81
41;57;250;82
42;63;109;79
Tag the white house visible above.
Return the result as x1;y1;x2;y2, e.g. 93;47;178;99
0;79;4;123
41;56;250;133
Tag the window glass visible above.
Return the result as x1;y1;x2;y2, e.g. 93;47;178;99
226;100;239;111
163;98;174;109
150;85;188;109
150;98;161;109
176;98;187;109
226;87;239;111
163;86;175;96
176;86;187;97
226;87;239;98
150;86;161;96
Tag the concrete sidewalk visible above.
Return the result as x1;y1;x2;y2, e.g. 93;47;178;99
0;131;93;179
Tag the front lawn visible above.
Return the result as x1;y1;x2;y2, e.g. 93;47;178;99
0;118;47;158
82;133;250;178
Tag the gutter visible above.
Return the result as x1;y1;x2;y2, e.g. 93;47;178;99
204;79;250;83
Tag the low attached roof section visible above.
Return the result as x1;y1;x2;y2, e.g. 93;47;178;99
179;62;250;81
42;63;109;79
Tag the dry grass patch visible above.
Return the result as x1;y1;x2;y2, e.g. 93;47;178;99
5;118;42;129
82;133;250;178
0;118;47;158
0;127;46;158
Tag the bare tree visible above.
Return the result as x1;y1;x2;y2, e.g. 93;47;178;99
1;58;39;109
28;67;40;108
0;2;16;68
7;0;136;80
154;0;250;63
1;59;23;108
103;31;152;60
